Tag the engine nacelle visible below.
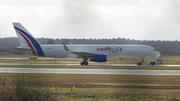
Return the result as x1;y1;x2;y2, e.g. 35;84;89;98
90;55;107;62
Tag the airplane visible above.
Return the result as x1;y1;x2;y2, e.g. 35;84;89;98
13;23;161;66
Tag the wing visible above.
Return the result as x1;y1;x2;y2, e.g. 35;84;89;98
63;43;98;57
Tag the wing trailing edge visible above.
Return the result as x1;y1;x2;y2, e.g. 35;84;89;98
62;43;97;57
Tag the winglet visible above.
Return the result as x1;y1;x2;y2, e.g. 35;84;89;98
63;42;70;51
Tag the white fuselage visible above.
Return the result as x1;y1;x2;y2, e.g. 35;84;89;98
12;23;161;63
40;44;160;58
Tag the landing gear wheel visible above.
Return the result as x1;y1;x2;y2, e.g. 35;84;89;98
151;62;155;66
137;62;142;66
81;62;84;66
81;62;88;66
84;62;88;65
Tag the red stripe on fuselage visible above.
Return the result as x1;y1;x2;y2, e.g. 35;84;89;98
16;30;37;55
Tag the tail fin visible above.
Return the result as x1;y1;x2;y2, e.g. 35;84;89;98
13;23;44;56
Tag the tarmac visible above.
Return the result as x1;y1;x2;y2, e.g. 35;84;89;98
1;68;180;75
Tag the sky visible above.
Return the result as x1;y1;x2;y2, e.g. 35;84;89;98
0;0;180;41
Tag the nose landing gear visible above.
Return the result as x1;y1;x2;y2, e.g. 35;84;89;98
137;58;144;66
137;58;163;66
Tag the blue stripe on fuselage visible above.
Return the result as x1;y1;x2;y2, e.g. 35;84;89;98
14;27;44;57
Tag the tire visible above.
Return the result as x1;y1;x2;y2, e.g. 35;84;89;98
137;62;142;66
81;62;84;66
151;62;155;66
81;62;88;66
84;62;88;65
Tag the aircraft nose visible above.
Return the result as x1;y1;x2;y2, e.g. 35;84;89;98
155;51;161;57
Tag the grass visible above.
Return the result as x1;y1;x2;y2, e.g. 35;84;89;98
2;73;180;88
1;54;180;100
2;73;180;100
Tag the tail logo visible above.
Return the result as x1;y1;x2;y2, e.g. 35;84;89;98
14;27;44;56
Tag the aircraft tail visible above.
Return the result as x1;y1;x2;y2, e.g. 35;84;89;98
13;23;44;56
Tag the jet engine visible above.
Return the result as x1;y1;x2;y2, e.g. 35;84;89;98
89;55;107;62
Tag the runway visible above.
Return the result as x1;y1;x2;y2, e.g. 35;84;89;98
1;68;180;75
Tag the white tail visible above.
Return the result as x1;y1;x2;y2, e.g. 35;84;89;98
13;23;31;46
13;23;44;56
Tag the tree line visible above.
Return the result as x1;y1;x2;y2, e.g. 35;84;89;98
0;37;180;55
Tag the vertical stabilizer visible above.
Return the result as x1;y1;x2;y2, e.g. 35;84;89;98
13;23;31;46
13;23;44;56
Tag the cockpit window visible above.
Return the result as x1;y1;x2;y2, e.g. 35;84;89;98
151;49;156;51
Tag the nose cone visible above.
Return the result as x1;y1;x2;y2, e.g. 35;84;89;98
155;51;161;57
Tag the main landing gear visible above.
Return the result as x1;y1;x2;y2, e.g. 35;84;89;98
81;57;88;65
81;62;88;65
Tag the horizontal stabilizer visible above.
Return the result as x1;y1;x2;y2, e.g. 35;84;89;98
13;48;32;51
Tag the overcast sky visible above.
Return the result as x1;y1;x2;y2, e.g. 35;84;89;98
0;0;180;41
